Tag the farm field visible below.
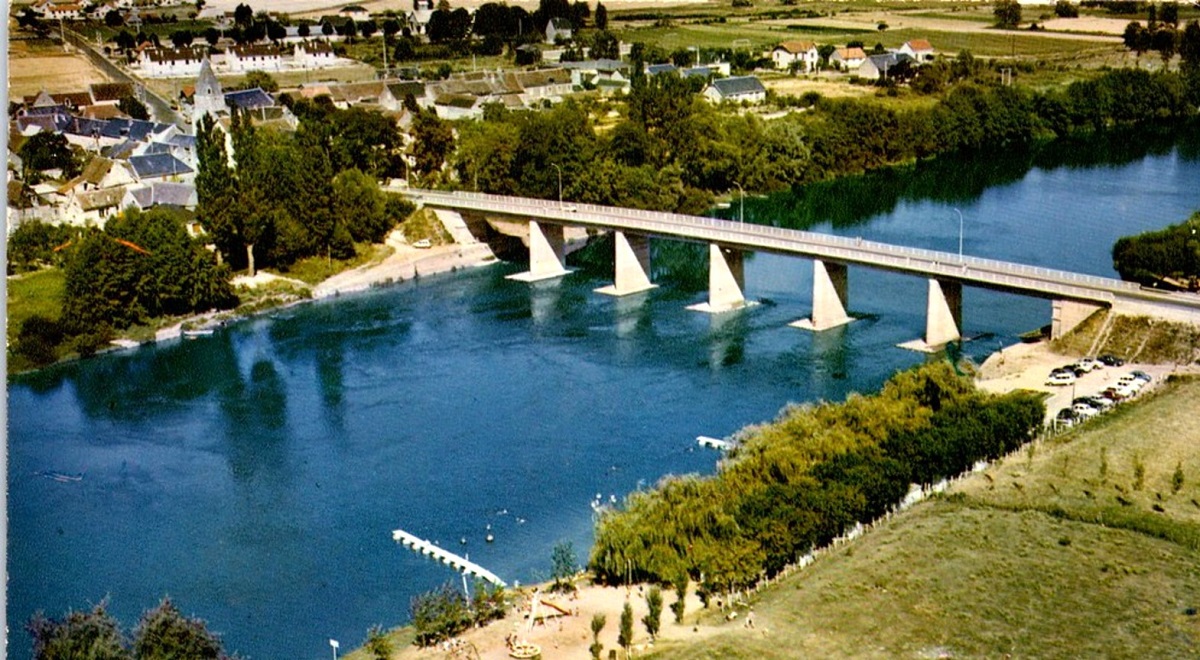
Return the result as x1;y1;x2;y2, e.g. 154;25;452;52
8;38;113;98
645;376;1200;658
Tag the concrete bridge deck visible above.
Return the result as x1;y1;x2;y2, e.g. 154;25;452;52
410;189;1200;315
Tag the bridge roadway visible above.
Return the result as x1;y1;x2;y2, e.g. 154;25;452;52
409;189;1200;318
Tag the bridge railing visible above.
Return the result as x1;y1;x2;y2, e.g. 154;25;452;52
413;190;1142;299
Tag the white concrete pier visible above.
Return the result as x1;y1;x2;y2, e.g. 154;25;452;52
792;259;853;331
688;244;747;313
392;528;508;587
508;221;571;282
596;231;656;296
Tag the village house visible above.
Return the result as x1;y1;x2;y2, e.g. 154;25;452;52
545;17;573;45
900;39;935;62
44;3;84;20
830;46;867;71
772;41;819;73
704;76;767;104
121;181;197;212
510;68;573;105
406;0;434;37
380;81;430;112
60;186;126;227
140;46;207;77
294;40;336;68
858;52;912;80
57;157;136;197
127;153;194;183
563;59;630;95
227;44;284;73
88;82;137;107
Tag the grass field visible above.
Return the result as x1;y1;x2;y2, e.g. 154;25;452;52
646;376;1200;658
7;269;65;344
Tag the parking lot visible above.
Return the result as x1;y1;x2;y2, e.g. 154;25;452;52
975;342;1187;428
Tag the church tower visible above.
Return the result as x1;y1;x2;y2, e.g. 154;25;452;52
192;58;226;126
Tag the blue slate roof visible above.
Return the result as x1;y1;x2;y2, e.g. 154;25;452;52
166;134;197;149
17;114;70;134
710;76;766;98
103;139;139;160
128;153;193;179
141;142;172;155
225;88;275;110
63;116;172;142
682;66;713;78
646;63;677;75
127;182;197;209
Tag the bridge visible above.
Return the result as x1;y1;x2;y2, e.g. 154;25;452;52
407;189;1200;350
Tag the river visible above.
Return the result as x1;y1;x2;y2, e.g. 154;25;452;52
9;128;1200;659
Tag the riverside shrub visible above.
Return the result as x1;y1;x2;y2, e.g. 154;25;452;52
589;363;1044;592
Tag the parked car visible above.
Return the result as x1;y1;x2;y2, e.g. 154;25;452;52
1098;354;1125;367
1072;403;1099;418
1046;371;1077;386
1056;408;1077;427
1076;358;1101;372
1102;388;1128;402
1116;374;1145;391
1130;370;1152;382
1082;396;1114;411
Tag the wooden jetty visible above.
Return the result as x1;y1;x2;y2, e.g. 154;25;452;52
391;528;508;587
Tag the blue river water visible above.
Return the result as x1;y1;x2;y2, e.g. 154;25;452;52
9;132;1200;659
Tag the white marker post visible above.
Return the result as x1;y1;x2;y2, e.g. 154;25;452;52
329;638;339;660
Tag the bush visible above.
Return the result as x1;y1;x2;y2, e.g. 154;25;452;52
16;315;65;366
410;583;472;647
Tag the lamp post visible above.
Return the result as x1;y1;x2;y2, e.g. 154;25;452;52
952;207;963;260
329;638;339;660
551;163;563;208
734;182;744;225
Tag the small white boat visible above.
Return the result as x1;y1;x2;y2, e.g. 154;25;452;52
182;328;215;339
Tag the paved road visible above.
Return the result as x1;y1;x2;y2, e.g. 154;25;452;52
409;189;1200;318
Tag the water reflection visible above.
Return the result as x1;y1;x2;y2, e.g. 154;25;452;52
729;124;1200;232
705;308;747;370
219;359;289;483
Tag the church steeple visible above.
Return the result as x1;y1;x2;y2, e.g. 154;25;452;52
192;58;226;126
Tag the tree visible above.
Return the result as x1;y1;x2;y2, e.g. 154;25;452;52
19;132;77;177
1054;0;1078;18
994;0;1021;29
298;22;311;38
642;586;663;641
1162;2;1179;28
332;168;391;244
234;2;253;26
551;541;578;591
1125;22;1151;61
27;604;130;660
360;19;378;38
1153;26;1178;65
589;614;606;660
205;26;221;45
132;598;225;660
363;625;393;660
411;109;455;179
243;69;279;92
411;583;472;647
670;577;687;623
590;30;619;60
322;20;335;36
595;2;608;30
105;9;124;27
118;95;150;120
618;601;634;658
171;29;194;47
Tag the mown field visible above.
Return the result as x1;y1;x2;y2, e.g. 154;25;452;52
646;376;1200;658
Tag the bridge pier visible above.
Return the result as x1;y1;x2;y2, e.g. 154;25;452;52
1051;299;1104;340
688;244;747;313
596;231;656;297
792;260;853;331
898;278;962;352
507;221;572;282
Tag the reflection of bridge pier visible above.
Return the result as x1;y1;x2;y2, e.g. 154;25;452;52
414;191;1200;347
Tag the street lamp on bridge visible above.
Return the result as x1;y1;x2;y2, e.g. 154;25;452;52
953;207;964;260
734;182;745;225
551;163;563;209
